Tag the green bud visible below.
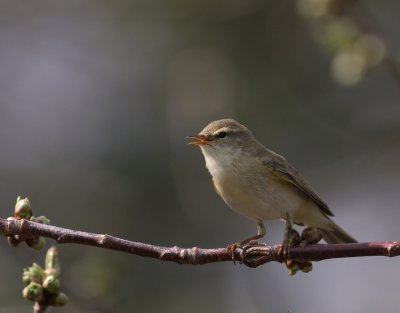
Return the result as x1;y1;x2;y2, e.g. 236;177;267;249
31;216;51;225
301;264;313;273
22;263;45;285
26;237;46;250
33;237;46;250
286;259;299;276
45;246;60;276
298;261;313;273
43;275;60;293
22;282;44;302
15;196;32;219
50;292;69;306
22;272;31;285
288;263;300;276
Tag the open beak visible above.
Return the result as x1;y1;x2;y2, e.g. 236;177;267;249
187;134;212;146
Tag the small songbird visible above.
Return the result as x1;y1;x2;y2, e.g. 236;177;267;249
188;119;356;244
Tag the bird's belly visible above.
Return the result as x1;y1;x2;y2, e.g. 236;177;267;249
215;175;307;221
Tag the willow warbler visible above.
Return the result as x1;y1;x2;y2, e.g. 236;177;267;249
188;119;356;244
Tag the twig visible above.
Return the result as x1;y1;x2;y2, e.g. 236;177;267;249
1;217;400;267
33;302;47;313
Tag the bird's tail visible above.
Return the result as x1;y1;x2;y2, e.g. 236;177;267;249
319;218;357;244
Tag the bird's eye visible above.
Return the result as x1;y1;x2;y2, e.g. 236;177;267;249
218;131;227;138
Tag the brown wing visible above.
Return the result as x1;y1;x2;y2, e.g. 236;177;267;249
263;152;334;217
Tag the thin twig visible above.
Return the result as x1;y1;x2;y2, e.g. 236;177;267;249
33;302;47;313
1;217;400;267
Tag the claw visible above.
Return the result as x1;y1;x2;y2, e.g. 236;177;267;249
227;242;240;255
227;235;264;261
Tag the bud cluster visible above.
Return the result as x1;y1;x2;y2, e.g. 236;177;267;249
22;246;68;306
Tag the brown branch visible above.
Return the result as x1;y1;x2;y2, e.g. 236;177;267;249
1;217;400;267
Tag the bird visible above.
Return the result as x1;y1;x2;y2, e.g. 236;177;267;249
188;119;356;245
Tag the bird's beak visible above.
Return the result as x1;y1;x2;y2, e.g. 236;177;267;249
187;134;212;146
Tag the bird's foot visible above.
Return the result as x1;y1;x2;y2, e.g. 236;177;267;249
283;228;301;256
227;234;264;259
283;220;303;275
226;242;241;255
283;215;297;259
300;227;323;247
284;227;322;275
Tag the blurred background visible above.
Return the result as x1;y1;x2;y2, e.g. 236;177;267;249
0;0;400;312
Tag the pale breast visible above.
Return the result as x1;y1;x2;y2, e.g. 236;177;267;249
211;161;309;221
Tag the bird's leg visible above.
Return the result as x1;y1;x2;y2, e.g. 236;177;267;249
256;220;266;237
283;213;294;259
240;220;266;245
227;220;266;253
